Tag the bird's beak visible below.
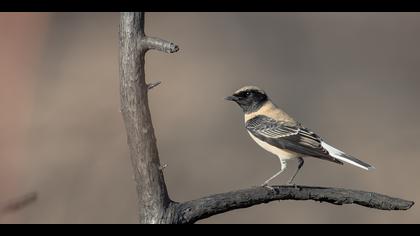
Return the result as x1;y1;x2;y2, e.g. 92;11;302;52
224;95;239;102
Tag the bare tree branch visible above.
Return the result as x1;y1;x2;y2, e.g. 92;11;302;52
0;192;37;215
173;186;414;224
147;81;161;90
119;12;414;224
141;36;179;53
119;12;178;224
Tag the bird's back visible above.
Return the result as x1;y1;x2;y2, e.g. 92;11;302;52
244;100;296;124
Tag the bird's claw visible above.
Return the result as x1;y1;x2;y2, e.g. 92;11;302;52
261;183;275;192
286;181;299;189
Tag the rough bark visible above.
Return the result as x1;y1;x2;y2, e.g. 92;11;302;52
119;12;178;224
119;12;414;224
172;186;414;224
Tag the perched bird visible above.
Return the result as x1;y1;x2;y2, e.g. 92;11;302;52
225;86;374;186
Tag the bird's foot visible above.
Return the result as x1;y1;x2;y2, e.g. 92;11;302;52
260;182;275;192
286;181;299;189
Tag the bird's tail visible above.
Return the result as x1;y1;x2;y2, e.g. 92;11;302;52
321;142;375;170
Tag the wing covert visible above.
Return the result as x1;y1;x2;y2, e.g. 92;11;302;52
246;115;343;164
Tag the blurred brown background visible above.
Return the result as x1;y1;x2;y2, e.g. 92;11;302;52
0;12;419;223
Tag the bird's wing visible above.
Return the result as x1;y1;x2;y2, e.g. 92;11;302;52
246;115;343;164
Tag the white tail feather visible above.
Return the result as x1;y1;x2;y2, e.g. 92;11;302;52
321;142;375;170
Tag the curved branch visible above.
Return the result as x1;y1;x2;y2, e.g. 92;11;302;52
173;186;414;224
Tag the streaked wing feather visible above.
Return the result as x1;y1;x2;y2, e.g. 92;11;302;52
246;115;343;164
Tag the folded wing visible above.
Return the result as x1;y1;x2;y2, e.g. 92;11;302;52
246;115;343;165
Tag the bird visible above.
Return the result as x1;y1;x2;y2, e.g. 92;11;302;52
225;85;374;187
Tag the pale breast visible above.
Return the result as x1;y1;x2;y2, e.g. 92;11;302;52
248;131;300;160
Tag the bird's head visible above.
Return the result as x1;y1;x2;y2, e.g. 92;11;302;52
225;86;268;113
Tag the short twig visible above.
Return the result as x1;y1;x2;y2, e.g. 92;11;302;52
147;81;161;90
159;164;168;170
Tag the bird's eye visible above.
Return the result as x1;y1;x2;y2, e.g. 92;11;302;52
246;91;252;96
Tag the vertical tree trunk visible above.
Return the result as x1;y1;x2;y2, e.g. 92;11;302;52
119;12;175;224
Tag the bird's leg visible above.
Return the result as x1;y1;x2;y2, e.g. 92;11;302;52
287;157;304;186
261;158;286;187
